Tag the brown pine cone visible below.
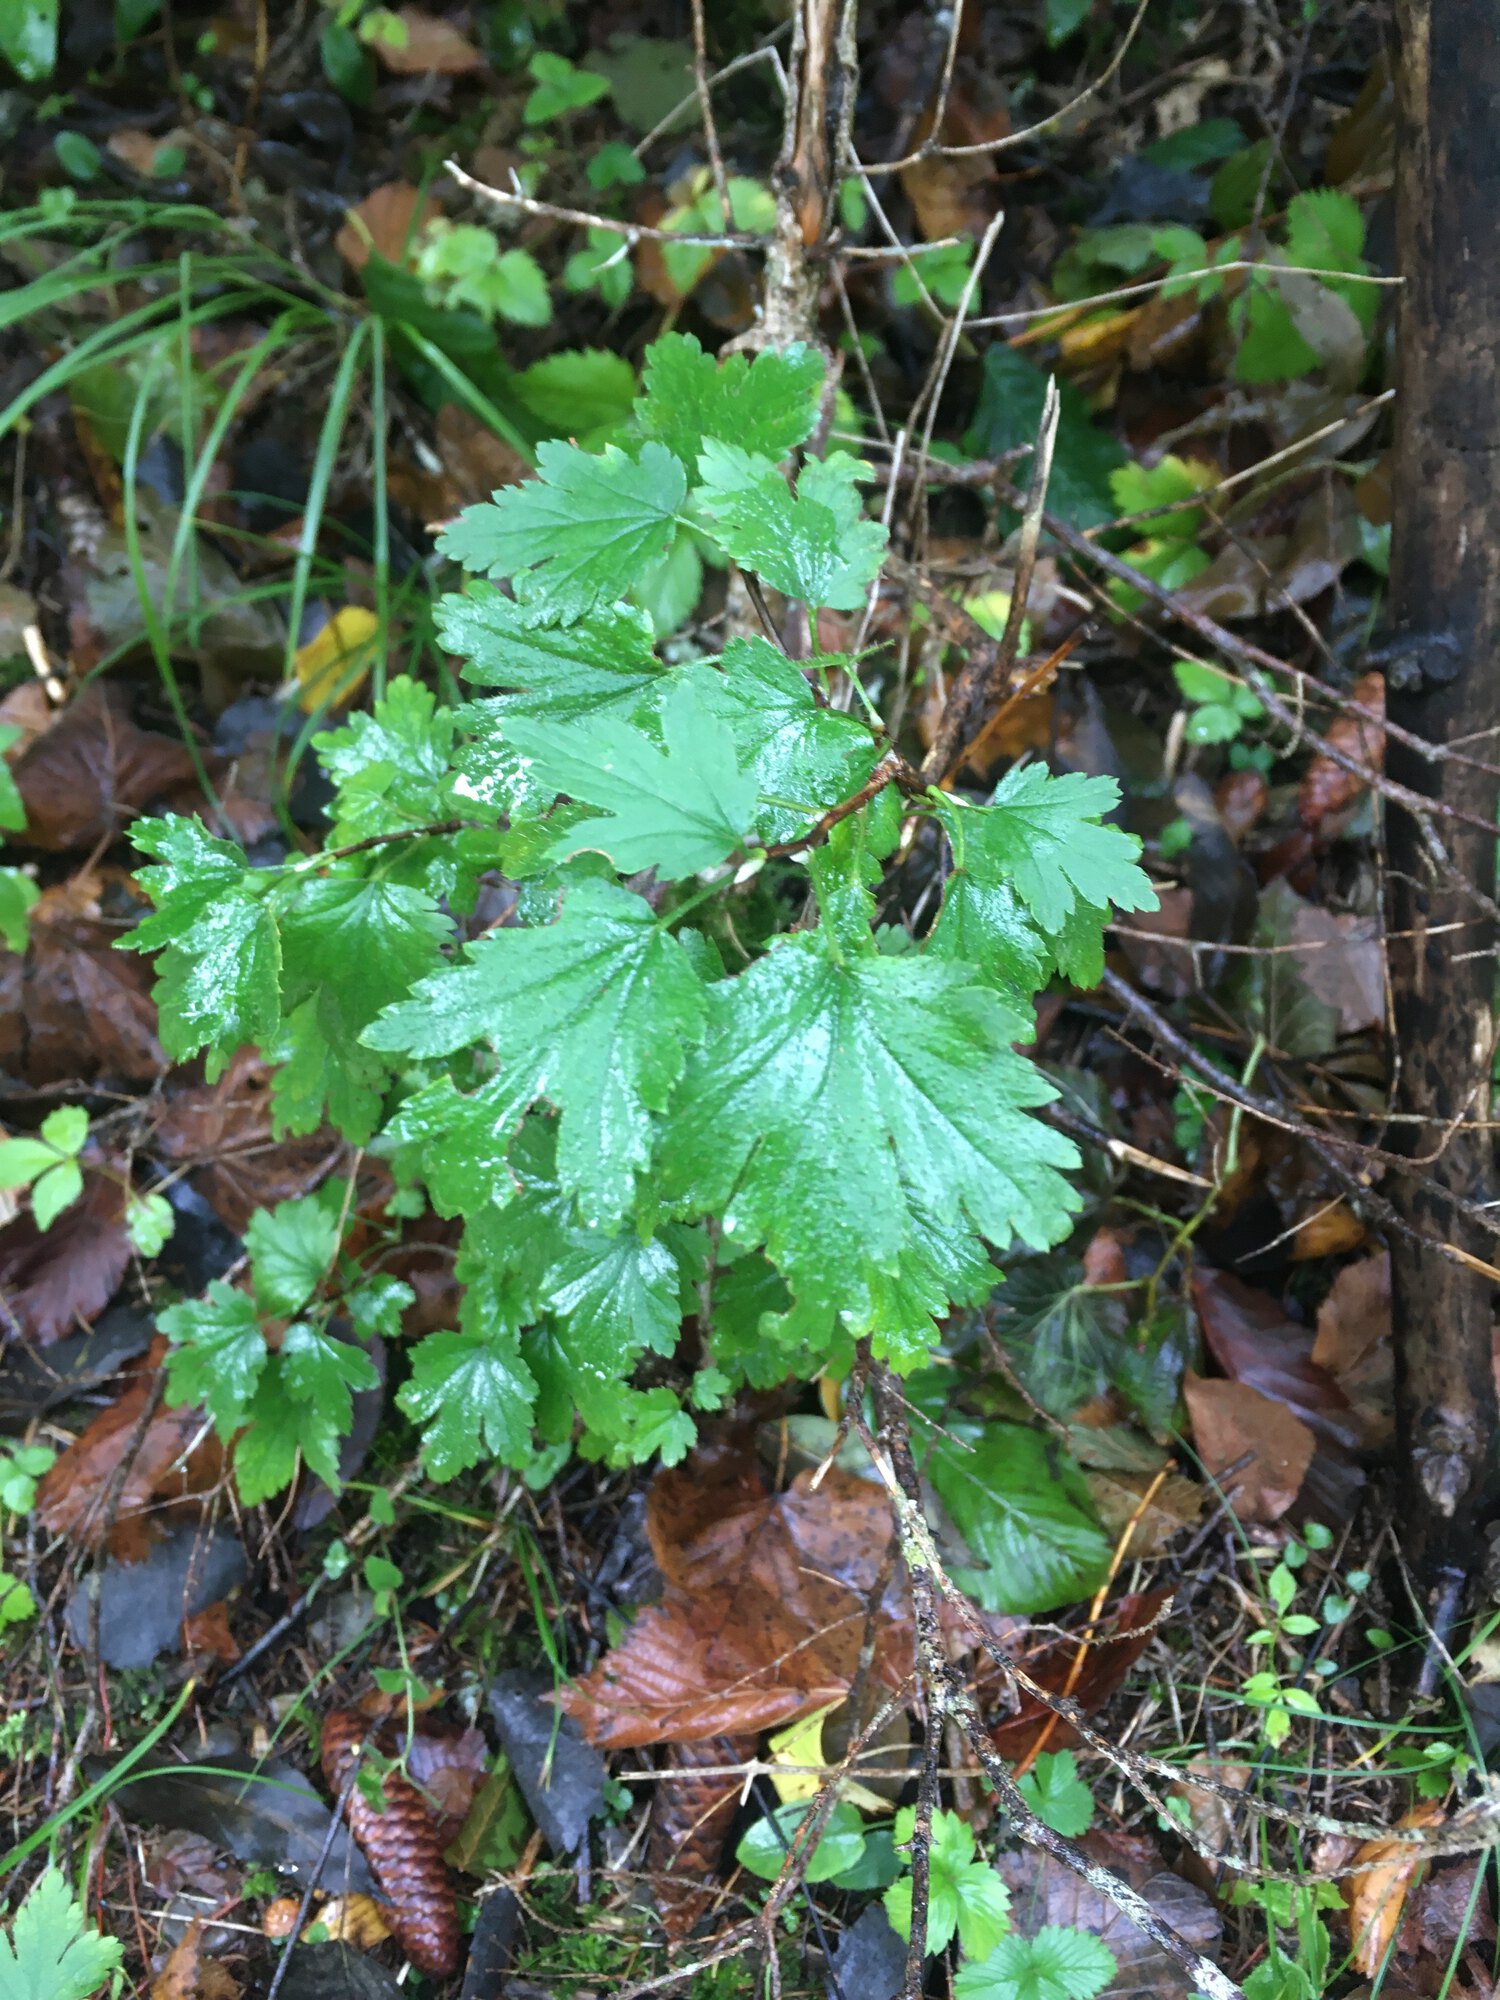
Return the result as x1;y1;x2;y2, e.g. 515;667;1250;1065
320;1708;461;1979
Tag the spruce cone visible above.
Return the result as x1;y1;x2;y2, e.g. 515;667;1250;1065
320;1708;461;1979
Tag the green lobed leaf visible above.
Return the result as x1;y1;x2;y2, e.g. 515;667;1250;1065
885;1806;1012;1960
0;723;25;831
445;586;665;723
0;867;38;951
368;877;708;1226
966;347;1126;530
1017;1751;1095;1837
0;1866;123;2000
157;1281;268;1438
126;819;280;1078
30;1159;82;1230
437;439;686;619
276;1322;381;1486
517;348;636;446
660;934;1081;1340
955;1929;1117;2000
676;637;881;844
398;1326;538;1478
736;1800;868;1884
244;1194;340;1317
636;333;825;472
927;872;1050;1023
696;443;887;611
504;677;759;878
928;1424;1112;1615
313;676;475;853
937;768;1156;937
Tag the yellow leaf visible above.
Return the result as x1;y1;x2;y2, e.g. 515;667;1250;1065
293;605;381;713
766;1702;892;1814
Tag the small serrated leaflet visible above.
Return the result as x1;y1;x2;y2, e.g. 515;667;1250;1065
157;1282;268;1436
504;678;758;877
0;1867;123;2000
636;332;824;470
437;439;686;618
955;1928;1117;2000
398;1326;538;1478
367;878;707;1225
696;443;887;610
937;769;1156;936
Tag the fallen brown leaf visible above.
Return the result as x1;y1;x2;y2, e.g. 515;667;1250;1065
1192;1268;1358;1449
1288;901;1385;1035
0;1169;133;1345
5;871;165;1083
1344;1802;1444;1975
315;1894;392;1950
1313;1253;1392;1384
181;1600;240;1664
150;1052;345;1234
1085;1469;1203;1558
36;1338;226;1558
978;1592;1170;1762
336;181;441;272
1182;1373;1315;1523
1299;671;1385;833
996;1827;1223;2000
11;685;203;853
150;1923;240;2000
562;1443;911;1748
373;7;484;74
1289;1199;1368;1262
404;1726;491;1840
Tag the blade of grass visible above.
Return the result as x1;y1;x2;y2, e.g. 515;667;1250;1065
370;315;391;701
392;320;534;461
283;316;373;686
121;350;222;818
0;1677;198;1877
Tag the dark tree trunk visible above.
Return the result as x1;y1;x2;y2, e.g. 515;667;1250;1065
1386;0;1500;1604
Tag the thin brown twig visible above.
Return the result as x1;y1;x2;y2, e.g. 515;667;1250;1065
867;0;1154;174
689;0;731;221
921;379;1060;784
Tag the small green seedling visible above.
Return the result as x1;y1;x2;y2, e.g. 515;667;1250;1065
1172;659;1265;745
0;1105;89;1230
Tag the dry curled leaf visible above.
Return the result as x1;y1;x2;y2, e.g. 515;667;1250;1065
1344;1802;1444;1975
372;7;484;74
402;1726;490;1841
150;1923;240;2000
1299;671;1385;833
977;1592;1170;1761
1192;1268;1359;1449
321;1710;460;1979
36;1338;226;1558
314;1894;393;1951
563;1443;910;1748
11;685;204;852
1181;1374;1314;1524
336;182;440;272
